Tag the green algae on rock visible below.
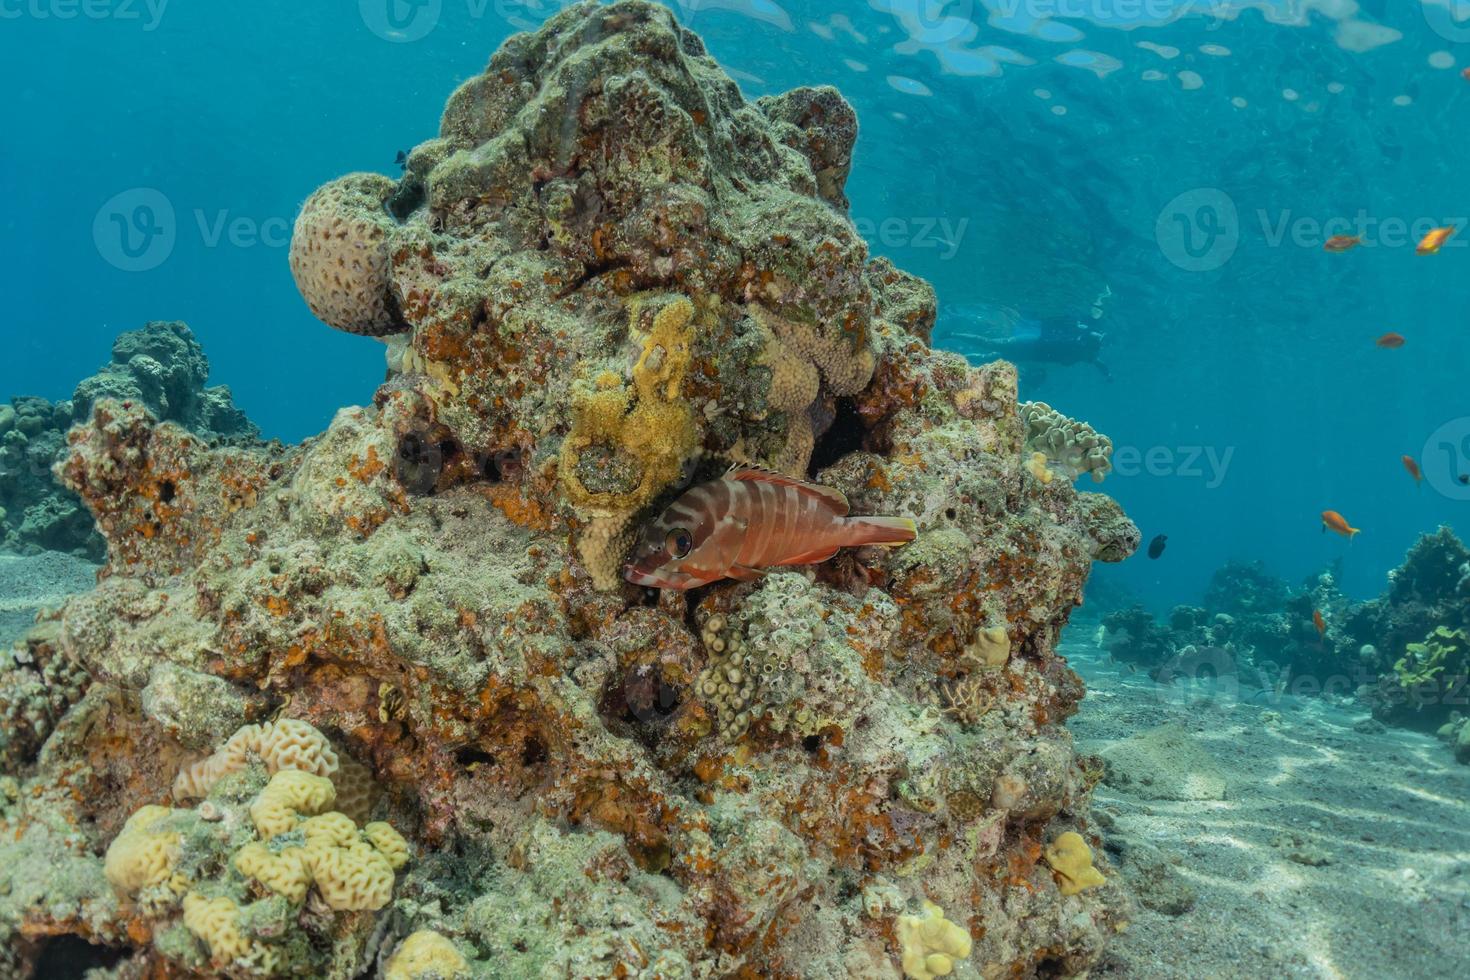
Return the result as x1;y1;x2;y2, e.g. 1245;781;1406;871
0;2;1139;976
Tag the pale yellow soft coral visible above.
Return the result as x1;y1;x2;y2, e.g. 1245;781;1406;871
174;718;341;801
104;805;181;896
1024;451;1054;485
1044;831;1107;896
559;296;701;589
385;930;471;980
250;769;337;838
1021;401;1112;484
896;900;972;980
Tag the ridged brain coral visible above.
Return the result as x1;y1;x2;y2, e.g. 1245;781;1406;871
1;3;1139;977
97;720;410;974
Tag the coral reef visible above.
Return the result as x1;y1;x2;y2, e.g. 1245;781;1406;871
0;3;1141;977
1;321;259;559
1095;528;1470;763
1019;401;1112;484
97;719;407;976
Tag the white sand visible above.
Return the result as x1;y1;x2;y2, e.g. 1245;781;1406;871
0;550;98;648
1065;639;1470;980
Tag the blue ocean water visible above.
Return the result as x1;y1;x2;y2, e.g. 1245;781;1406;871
4;0;1470;609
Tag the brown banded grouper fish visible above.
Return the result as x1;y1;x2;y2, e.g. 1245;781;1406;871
623;467;917;590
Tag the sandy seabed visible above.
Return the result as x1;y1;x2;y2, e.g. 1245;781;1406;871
1065;639;1470;980
0;551;97;650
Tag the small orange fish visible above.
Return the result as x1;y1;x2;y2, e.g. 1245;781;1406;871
1313;609;1326;639
1463;66;1470;82
624;467;917;590
1323;235;1362;253
1321;510;1360;541
1417;226;1456;255
1376;332;1405;349
1402;455;1422;486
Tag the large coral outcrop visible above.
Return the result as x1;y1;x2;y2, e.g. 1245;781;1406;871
0;3;1139;977
1;321;258;559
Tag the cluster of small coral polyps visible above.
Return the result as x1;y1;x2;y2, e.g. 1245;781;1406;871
0;3;1139;977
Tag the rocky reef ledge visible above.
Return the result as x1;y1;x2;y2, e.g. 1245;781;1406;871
0;3;1137;977
0;320;259;559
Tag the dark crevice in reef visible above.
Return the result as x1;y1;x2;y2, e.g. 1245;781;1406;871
32;935;131;978
807;397;866;476
554;258;636;299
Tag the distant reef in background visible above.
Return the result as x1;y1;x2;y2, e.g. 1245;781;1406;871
0;321;261;558
1094;529;1470;763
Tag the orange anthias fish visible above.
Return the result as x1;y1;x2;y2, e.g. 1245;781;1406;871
1417;226;1456;255
1403;455;1423;486
1324;235;1363;253
1376;332;1405;349
1313;609;1326;639
1321;510;1360;540
624;467;917;590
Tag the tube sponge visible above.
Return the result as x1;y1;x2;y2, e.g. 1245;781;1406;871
385;930;471;980
896;901;972;980
1043;831;1107;896
289;173;406;337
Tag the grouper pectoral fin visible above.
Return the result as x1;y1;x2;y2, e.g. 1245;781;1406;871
726;563;769;582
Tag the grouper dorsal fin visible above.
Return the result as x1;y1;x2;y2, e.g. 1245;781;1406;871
726;466;849;515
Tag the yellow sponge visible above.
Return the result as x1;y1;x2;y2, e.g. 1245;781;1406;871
896;900;972;980
1044;831;1107;896
385;929;471;980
